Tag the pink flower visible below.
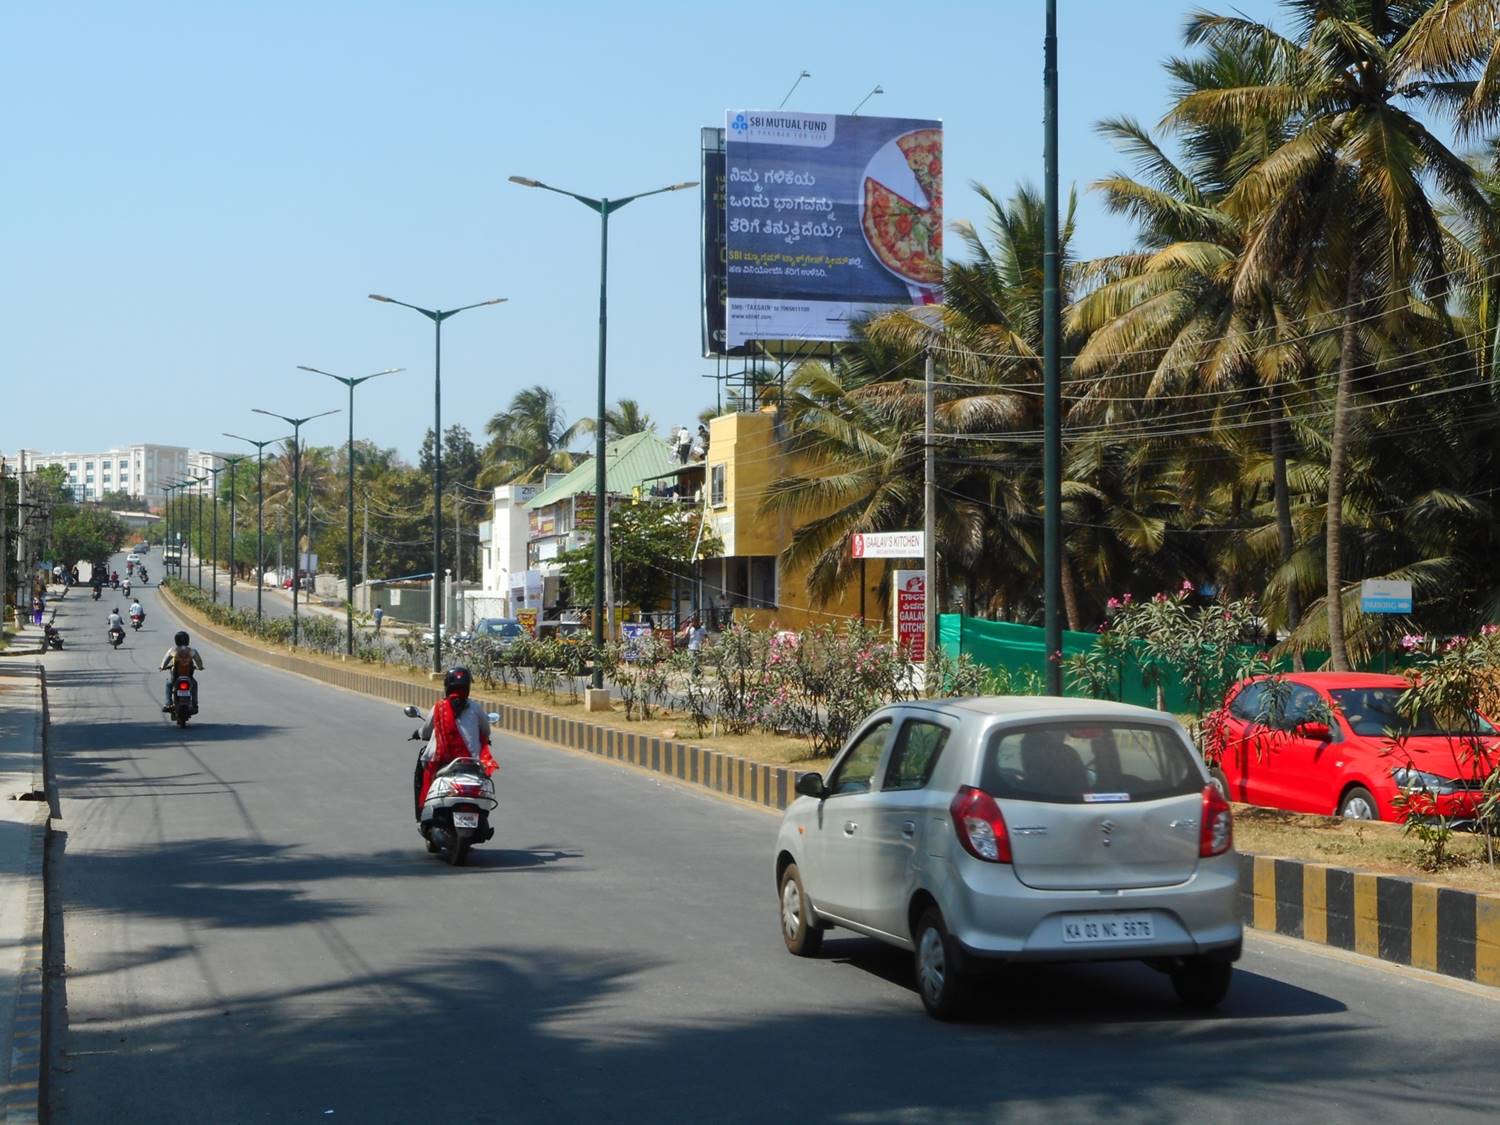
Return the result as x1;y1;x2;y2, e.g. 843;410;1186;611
1444;637;1464;652
1154;592;1168;603
1181;579;1195;594
1107;597;1121;610
1400;633;1425;651
1122;593;1133;605
1482;624;1500;637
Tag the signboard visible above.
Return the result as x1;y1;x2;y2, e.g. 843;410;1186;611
573;491;596;532
529;510;557;538
724;110;942;346
893;569;926;662
851;530;924;559
621;621;653;662
1360;579;1413;614
701;128;757;358
516;608;537;637
298;552;318;572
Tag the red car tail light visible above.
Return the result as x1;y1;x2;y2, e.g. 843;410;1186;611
1200;783;1233;857
950;786;1012;863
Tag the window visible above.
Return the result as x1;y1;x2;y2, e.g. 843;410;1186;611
982;722;1201;804
85;461;94;470
1329;687;1494;737
1228;681;1267;722
883;719;950;791
710;463;726;507
827;720;892;797
67;462;77;471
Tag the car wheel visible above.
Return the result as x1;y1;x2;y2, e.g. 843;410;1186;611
1170;959;1232;1009
914;908;969;1020
1338;786;1380;821
1208;767;1230;801
779;863;824;957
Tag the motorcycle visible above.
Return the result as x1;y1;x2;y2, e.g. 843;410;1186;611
138;568;148;584
168;676;196;727
108;625;125;649
91;587;102;602
43;625;63;650
122;581;131;598
401;704;499;866
129;611;144;631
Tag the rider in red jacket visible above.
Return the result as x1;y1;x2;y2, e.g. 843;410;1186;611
414;667;497;818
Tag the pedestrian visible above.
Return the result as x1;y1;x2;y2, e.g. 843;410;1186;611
685;615;709;676
31;595;43;626
52;564;64;586
675;424;692;465
373;605;384;633
694;423;710;460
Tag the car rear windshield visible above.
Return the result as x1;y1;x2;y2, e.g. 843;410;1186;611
981;722;1203;804
1328;688;1496;737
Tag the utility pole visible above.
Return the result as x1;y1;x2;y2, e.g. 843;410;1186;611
361;495;369;612
1;456;8;627
16;453;28;614
924;347;936;670
1041;0;1064;694
454;489;462;631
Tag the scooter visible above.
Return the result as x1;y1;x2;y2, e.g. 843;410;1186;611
168;676;197;727
138;568;148;584
91;587;102;601
43;625;63;650
401;704;499;866
130;611;144;631
122;581;131;598
108;625;125;649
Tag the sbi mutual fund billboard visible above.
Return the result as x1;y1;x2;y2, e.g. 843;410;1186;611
723;110;942;347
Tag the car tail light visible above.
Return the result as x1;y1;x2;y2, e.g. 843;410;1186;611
950;786;1011;863
1200;783;1233;857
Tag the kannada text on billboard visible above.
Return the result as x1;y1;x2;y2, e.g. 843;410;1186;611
724;110;942;347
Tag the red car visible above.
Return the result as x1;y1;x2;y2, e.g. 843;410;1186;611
1212;672;1496;822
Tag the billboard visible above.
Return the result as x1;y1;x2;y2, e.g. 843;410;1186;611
724;110;942;347
851;530;924;559
893;569;926;662
701;129;758;358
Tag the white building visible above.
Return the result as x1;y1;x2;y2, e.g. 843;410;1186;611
468;483;542;620
8;444;235;504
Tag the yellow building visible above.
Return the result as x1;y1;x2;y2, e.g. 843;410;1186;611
700;408;893;633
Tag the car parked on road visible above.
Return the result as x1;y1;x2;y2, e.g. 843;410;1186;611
1212;671;1498;822
774;697;1240;1019
472;618;525;645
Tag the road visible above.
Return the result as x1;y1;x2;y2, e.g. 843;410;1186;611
37;555;1500;1122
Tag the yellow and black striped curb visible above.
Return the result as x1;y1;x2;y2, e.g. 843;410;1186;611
159;586;807;813
162;587;1500;988
1239;853;1500;986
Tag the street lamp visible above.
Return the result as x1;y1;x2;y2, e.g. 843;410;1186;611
168;478;197;580
204;462;227;603
191;474;208;592
251;408;339;646
368;293;505;673
508;173;697;688
222;456;246;609
298;365;404;654
162;484;180;574
224;433;290;623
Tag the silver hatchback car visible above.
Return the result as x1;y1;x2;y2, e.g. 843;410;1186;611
773;697;1241;1018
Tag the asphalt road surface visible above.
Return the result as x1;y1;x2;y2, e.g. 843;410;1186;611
38;557;1500;1122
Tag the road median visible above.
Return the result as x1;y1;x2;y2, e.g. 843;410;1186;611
159;583;1500;990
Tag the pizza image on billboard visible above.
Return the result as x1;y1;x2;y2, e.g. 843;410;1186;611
861;128;943;286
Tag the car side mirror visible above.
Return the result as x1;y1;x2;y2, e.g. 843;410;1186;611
1296;720;1333;741
402;705;421;719
795;772;827;800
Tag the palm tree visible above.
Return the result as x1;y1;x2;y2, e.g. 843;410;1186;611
578;398;655;439
1170;1;1496;669
476;385;584;487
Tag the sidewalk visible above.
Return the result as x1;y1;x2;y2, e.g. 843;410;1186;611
0;663;49;1122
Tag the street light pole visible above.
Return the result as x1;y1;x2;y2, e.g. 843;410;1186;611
224;433;289;624
1042;0;1064;694
508;174;696;689
205;463;225;603
192;475;208;592
298;365;403;654
223;456;245;609
252;408;339;647
369;294;505;674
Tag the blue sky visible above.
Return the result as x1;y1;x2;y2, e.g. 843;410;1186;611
4;0;1282;463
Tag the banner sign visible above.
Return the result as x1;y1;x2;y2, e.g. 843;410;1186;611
893;569;926;662
724;110;942;346
1360;579;1412;614
851;530;924;559
701;129;758;358
573;491;596;532
516;608;537;637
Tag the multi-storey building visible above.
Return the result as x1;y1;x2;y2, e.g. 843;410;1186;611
7;444;234;504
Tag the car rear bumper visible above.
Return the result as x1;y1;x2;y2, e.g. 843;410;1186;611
939;853;1243;963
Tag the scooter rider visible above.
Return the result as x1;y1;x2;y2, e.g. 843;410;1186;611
160;630;204;712
414;666;497;820
106;607;126;643
129;599;144;624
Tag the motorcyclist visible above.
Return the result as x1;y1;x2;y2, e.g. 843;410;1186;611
414;666;496;821
106;607;125;643
159;630;204;712
128;599;144;625
110;570;119;588
139;566;148;584
122;578;132;597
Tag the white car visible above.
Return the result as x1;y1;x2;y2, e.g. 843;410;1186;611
774;697;1241;1019
126;553;141;564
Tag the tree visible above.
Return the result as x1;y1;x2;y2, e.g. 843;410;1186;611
49;505;130;566
477;386;584;487
98;489;150;512
580;398;655;439
1171;1;1496;669
557;499;718;612
419;424;483;488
